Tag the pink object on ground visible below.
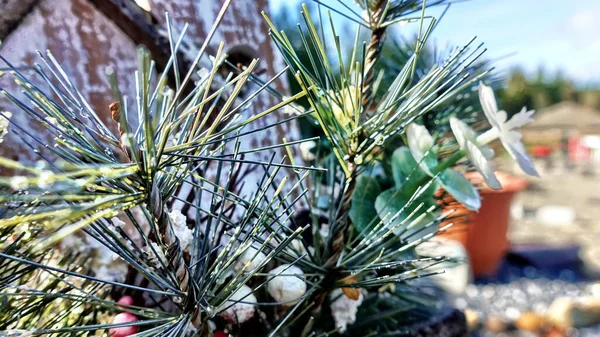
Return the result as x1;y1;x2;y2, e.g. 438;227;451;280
117;296;134;308
109;312;139;337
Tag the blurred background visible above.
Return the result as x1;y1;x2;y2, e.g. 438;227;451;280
268;1;600;336
0;0;599;335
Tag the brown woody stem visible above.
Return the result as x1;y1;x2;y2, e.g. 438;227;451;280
324;169;357;269
311;163;357;313
361;1;388;108
361;27;387;107
310;0;389;320
149;183;203;327
312;1;388;310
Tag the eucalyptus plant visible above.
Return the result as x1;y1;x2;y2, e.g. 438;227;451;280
0;1;538;336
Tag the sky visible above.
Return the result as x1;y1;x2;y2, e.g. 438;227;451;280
269;0;600;86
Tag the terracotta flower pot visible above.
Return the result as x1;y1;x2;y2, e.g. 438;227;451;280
436;171;528;277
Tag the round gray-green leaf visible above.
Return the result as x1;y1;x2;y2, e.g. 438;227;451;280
391;146;427;189
349;175;382;233
437;168;481;211
374;188;439;240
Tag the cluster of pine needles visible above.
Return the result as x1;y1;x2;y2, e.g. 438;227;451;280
0;0;494;336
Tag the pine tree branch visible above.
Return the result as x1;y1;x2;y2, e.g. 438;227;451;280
308;162;358;315
308;0;391;313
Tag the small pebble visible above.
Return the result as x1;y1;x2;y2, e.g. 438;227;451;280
505;306;521;320
545;326;568;337
515;311;546;332
548;296;600;328
486;315;509;333
464;309;480;331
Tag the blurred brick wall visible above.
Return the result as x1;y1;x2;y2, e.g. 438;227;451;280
0;0;300;191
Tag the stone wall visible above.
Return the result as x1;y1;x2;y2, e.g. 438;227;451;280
0;0;301;201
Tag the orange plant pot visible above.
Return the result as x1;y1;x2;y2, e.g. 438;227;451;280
437;172;528;277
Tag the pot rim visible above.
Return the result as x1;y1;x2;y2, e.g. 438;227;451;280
465;171;529;193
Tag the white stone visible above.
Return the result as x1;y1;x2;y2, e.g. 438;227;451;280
143;242;167;268
37;171;55;188
319;224;329;239
234;246;267;273
110;217;126;229
219;285;257;323
548;296;600;328
415;237;471;295
330;288;364;333
299;140;316;161
0;111;11;144
267;264;306;306
288;239;307;258
87;236;129;283
10;176;28;190
588;283;600;297
169;209;194;253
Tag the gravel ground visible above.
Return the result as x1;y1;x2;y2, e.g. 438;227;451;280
453;274;600;336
